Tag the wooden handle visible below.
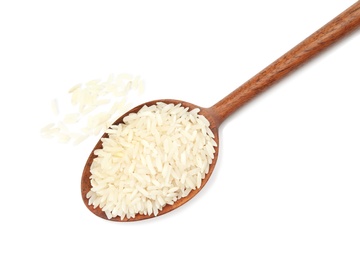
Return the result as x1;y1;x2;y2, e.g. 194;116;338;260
211;1;360;124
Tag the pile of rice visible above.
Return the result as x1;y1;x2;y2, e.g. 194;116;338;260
86;102;217;220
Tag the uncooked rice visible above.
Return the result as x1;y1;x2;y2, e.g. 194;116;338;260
86;102;217;220
40;73;144;145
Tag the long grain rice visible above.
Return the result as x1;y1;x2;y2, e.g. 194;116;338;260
41;73;144;145
86;102;217;220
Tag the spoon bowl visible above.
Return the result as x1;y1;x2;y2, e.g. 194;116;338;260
81;2;360;222
81;99;221;221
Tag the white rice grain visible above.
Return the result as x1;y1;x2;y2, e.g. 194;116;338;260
87;102;217;220
42;73;144;145
63;113;80;124
51;99;59;116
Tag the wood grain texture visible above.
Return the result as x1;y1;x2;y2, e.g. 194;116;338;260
81;2;360;222
211;1;360;125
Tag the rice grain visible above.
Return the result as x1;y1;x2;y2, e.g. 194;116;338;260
41;73;144;145
87;102;217;220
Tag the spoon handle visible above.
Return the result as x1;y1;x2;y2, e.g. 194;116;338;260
211;1;360;124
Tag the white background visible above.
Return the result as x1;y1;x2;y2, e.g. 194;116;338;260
1;0;359;259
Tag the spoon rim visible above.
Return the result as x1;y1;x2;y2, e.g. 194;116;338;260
81;99;220;222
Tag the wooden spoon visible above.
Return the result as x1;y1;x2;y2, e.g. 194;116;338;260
81;2;360;222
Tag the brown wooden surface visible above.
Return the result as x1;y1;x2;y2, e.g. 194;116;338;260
81;2;360;222
211;1;360;125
